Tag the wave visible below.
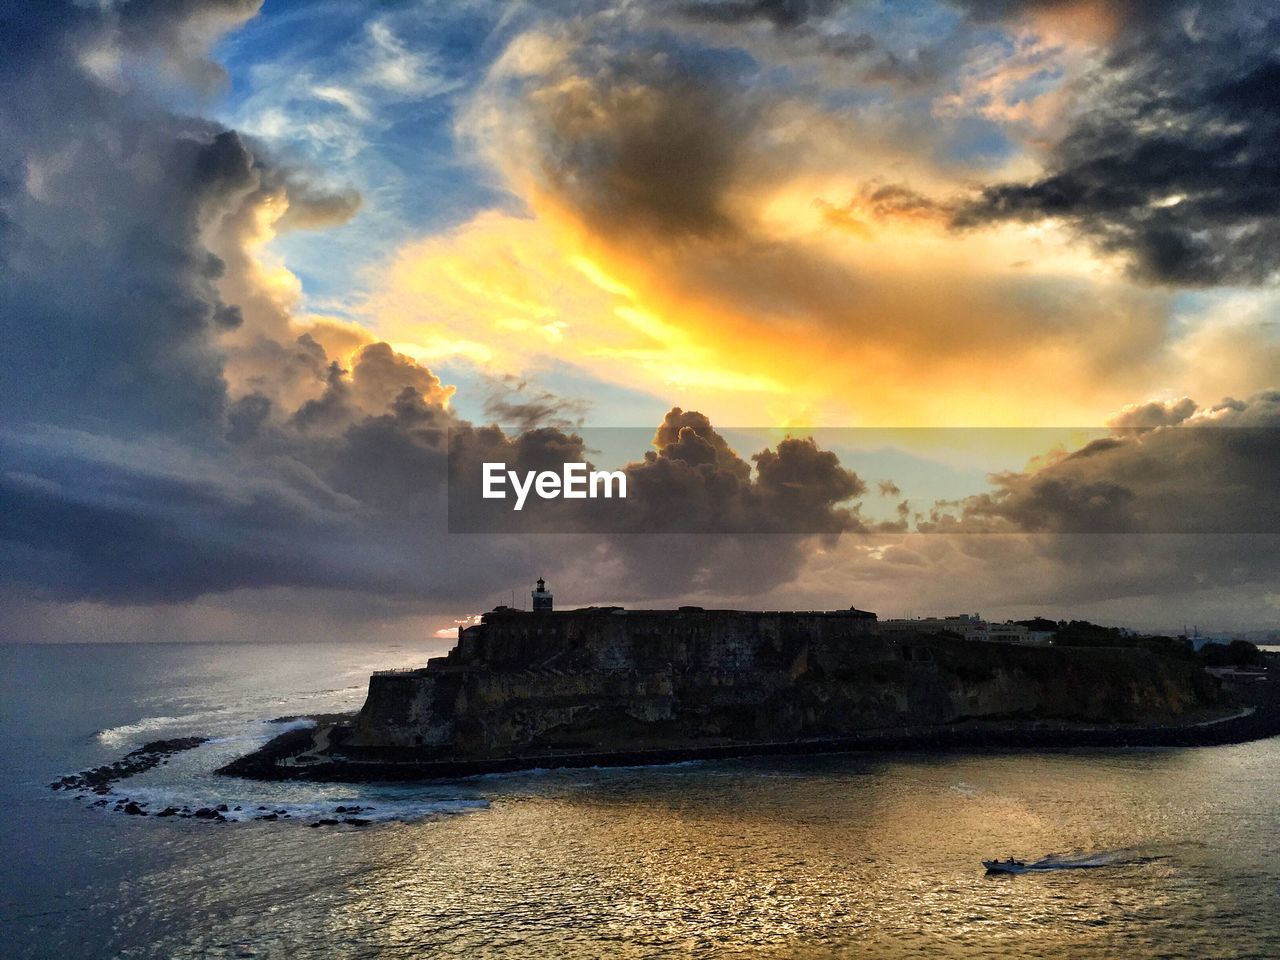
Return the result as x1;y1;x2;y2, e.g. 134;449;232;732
94;712;228;747
75;718;491;827
95;681;369;749
1020;849;1169;871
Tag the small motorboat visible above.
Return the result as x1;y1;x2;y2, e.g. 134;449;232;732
983;858;1029;874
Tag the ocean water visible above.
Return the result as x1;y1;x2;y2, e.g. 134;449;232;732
2;641;1279;959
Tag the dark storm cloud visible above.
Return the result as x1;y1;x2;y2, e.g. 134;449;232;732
606;408;877;535
0;410;542;607
500;42;761;241
0;0;875;614
953;2;1280;285
0;428;362;604
0;0;469;608
1;0;268;437
289;361;354;433
0;0;364;442
447;406;886;538
606;408;877;537
285;343;453;435
677;0;843;29
481;375;591;432
929;392;1280;534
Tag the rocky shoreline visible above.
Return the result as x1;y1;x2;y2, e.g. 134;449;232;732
217;679;1280;784
50;736;208;795
47;731;387;825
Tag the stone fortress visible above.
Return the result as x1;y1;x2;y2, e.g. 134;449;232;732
344;578;1221;760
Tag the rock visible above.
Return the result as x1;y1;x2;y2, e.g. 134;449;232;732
192;807;219;819
343;818;372;826
123;802;146;816
257;813;278;821
156;807;179;817
49;737;210;795
214;803;228;812
312;818;339;827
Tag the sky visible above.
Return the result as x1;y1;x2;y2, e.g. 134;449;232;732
1;0;1279;642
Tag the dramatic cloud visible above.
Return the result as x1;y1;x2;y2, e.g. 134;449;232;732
0;0;885;619
4;0;1280;641
425;13;1189;427
930;392;1280;534
449;406;885;538
955;2;1280;285
618;408;875;534
471;30;765;244
482;375;591;432
677;0;844;30
1105;397;1197;431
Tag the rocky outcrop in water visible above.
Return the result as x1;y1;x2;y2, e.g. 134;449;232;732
49;736;208;794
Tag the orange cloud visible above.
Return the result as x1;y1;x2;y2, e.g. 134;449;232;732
358;17;1272;431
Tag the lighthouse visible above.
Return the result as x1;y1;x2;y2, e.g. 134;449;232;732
531;577;553;612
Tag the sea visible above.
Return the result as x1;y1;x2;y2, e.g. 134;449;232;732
2;640;1279;959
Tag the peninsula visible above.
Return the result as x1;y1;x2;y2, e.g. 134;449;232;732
219;580;1277;783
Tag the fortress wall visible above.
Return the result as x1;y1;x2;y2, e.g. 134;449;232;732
347;610;1222;753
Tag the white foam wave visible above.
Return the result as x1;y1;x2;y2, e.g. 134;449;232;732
94;712;227;747
96;713;319;749
1020;848;1167;871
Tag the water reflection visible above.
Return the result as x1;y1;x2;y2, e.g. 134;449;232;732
125;746;1280;959
8;640;1275;959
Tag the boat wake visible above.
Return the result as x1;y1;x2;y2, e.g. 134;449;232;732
985;848;1168;874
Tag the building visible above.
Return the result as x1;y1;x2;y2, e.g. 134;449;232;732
881;613;988;641
531;577;553;612
880;614;1053;645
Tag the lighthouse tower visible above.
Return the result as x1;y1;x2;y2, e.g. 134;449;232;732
531;577;553;612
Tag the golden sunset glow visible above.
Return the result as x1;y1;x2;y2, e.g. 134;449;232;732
6;0;1280;642
363;181;1187;429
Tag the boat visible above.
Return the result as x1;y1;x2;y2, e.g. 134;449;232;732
983;858;1029;874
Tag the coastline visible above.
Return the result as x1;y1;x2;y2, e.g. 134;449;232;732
217;678;1280;783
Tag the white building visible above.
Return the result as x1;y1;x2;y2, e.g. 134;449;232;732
880;614;1053;645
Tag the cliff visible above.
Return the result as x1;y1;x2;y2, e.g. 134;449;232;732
344;606;1224;758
